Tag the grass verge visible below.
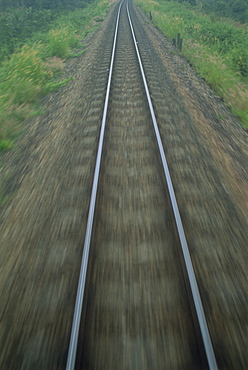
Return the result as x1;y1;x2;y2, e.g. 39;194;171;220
135;0;248;128
0;0;110;153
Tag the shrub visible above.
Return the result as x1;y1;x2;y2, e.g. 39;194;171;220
48;26;81;58
0;140;12;151
1;44;52;104
232;48;248;77
48;28;71;58
0;43;54;152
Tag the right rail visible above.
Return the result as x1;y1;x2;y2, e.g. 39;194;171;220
126;2;218;369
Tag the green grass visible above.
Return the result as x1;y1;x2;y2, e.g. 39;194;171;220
135;0;248;128
0;0;111;153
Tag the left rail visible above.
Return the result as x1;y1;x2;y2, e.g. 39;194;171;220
65;1;125;369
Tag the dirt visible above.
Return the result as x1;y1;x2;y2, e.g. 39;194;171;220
0;1;247;369
132;7;247;369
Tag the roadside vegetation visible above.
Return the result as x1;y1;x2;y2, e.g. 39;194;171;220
198;0;248;23
136;0;248;128
0;0;110;152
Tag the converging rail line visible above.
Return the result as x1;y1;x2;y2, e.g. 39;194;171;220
66;0;218;369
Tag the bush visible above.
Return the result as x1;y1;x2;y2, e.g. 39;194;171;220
48;26;81;58
1;44;52;104
232;48;248;77
48;28;70;58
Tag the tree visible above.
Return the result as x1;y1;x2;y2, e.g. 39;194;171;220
232;0;248;22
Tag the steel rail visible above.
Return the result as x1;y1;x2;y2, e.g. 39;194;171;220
65;0;125;369
126;1;218;369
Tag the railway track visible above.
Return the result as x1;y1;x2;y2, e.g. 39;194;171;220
66;0;218;368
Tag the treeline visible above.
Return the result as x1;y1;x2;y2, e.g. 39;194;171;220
180;0;248;23
0;0;88;10
203;0;248;23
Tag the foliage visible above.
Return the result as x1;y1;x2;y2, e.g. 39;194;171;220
0;0;109;62
1;44;52;104
48;27;77;58
0;140;12;151
0;0;110;152
232;48;248;77
136;0;248;127
0;7;55;61
0;0;94;10
0;44;54;151
182;0;248;23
